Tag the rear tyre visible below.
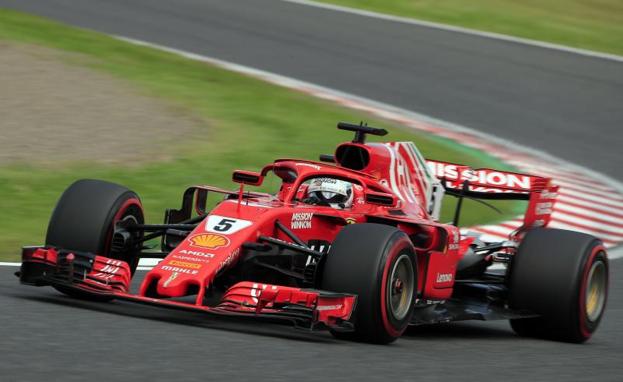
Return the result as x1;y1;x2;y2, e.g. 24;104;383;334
321;223;417;344
508;228;608;343
46;179;144;299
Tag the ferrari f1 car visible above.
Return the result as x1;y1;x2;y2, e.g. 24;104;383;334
18;122;609;344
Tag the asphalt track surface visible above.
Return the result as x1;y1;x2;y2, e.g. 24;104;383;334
1;0;622;180
1;0;622;380
1;265;622;382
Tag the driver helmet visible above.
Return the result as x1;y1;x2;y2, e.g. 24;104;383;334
306;178;353;209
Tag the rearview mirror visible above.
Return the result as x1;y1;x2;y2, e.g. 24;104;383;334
232;170;263;186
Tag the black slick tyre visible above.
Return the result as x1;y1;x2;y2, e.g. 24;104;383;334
321;223;417;344
46;179;144;299
508;228;608;343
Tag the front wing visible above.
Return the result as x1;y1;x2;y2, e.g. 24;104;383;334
18;247;356;332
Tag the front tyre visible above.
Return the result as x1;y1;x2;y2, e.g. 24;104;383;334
46;179;144;299
321;223;417;344
508;228;608;343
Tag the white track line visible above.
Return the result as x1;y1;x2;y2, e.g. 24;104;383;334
280;0;623;63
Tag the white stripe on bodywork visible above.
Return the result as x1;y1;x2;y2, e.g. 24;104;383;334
383;143;407;202
399;142;428;201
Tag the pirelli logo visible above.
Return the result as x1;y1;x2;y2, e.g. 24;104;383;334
168;260;202;270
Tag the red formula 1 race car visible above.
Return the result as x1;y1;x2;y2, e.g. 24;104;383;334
18;122;609;344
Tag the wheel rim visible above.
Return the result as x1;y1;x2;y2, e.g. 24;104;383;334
585;259;607;323
387;254;415;321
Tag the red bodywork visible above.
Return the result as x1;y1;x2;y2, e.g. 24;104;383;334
20;135;558;331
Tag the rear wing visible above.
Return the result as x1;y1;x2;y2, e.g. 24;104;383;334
426;160;559;230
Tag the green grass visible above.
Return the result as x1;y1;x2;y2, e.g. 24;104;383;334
0;9;523;261
317;0;623;56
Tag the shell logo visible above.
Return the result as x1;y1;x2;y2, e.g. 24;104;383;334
188;233;230;249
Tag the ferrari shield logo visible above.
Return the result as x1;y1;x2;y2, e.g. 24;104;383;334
163;272;178;287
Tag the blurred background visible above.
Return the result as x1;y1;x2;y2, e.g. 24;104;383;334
0;1;621;381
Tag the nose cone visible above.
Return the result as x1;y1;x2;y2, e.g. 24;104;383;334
154;262;203;297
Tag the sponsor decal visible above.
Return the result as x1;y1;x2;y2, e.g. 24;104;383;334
312;177;337;185
291;212;313;229
448;243;460;251
345;217;357;224
428;162;532;190
205;215;252;234
436;273;453;283
188;233;230;249
168;260;202;270
447;229;460;251
161;265;199;275
171;255;211;263
163;272;179;287
536;202;553;215
178;249;214;258
172;250;213;263
218;248;240;273
541;190;558;199
385;144;419;204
